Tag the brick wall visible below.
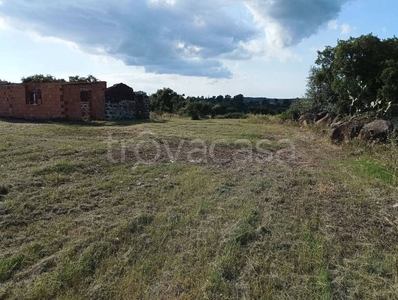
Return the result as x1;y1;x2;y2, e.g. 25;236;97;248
0;85;25;118
62;82;105;120
87;82;106;120
0;82;106;120
0;83;65;119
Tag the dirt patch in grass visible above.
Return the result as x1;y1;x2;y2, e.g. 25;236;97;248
107;138;297;173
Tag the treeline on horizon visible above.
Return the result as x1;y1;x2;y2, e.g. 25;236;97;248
149;88;294;119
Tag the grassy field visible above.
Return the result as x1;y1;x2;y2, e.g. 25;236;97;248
0;115;397;299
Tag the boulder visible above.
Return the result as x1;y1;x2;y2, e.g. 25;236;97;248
315;113;330;126
299;113;316;126
331;115;340;124
358;119;394;142
330;121;342;129
331;120;364;144
315;111;328;122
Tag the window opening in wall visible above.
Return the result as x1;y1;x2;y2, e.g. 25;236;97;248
80;89;92;102
26;89;42;105
80;89;92;119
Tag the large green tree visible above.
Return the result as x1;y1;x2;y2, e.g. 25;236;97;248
185;101;214;119
307;34;398;117
231;94;246;112
149;88;186;114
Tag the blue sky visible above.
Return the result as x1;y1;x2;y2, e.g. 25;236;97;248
0;0;396;97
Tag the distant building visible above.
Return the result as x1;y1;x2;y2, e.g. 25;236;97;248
0;82;149;121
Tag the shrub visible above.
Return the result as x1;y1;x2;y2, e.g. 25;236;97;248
279;111;292;122
288;98;315;118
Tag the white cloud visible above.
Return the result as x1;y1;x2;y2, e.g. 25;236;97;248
147;0;178;6
341;23;352;35
0;0;353;78
0;17;7;29
327;19;353;35
27;32;80;51
328;20;339;30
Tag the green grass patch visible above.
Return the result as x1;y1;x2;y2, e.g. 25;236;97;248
34;161;85;176
348;156;397;184
0;253;25;282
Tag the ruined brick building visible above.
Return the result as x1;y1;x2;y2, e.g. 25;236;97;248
104;83;150;120
0;82;150;121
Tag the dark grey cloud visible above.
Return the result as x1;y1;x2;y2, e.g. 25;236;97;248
0;0;352;78
245;0;351;47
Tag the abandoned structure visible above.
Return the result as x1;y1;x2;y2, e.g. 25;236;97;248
0;81;150;121
104;83;150;120
0;82;106;120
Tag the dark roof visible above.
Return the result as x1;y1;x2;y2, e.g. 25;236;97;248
105;83;135;102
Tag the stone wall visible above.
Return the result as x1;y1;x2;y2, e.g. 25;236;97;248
104;83;150;121
81;101;91;119
135;92;150;119
105;100;135;120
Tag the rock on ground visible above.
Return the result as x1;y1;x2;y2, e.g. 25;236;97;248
299;113;316;126
331;120;364;144
358;119;394;142
315;113;330;126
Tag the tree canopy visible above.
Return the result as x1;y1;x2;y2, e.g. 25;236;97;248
149;87;291;119
21;74;100;83
0;79;10;84
305;34;398;117
149;87;186;114
68;75;99;83
21;74;66;83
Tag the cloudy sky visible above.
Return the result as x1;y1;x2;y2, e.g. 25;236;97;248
0;0;396;97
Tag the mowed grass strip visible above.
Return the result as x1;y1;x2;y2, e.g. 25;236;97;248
0;116;397;299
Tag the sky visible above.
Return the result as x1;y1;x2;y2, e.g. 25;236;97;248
0;0;396;98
